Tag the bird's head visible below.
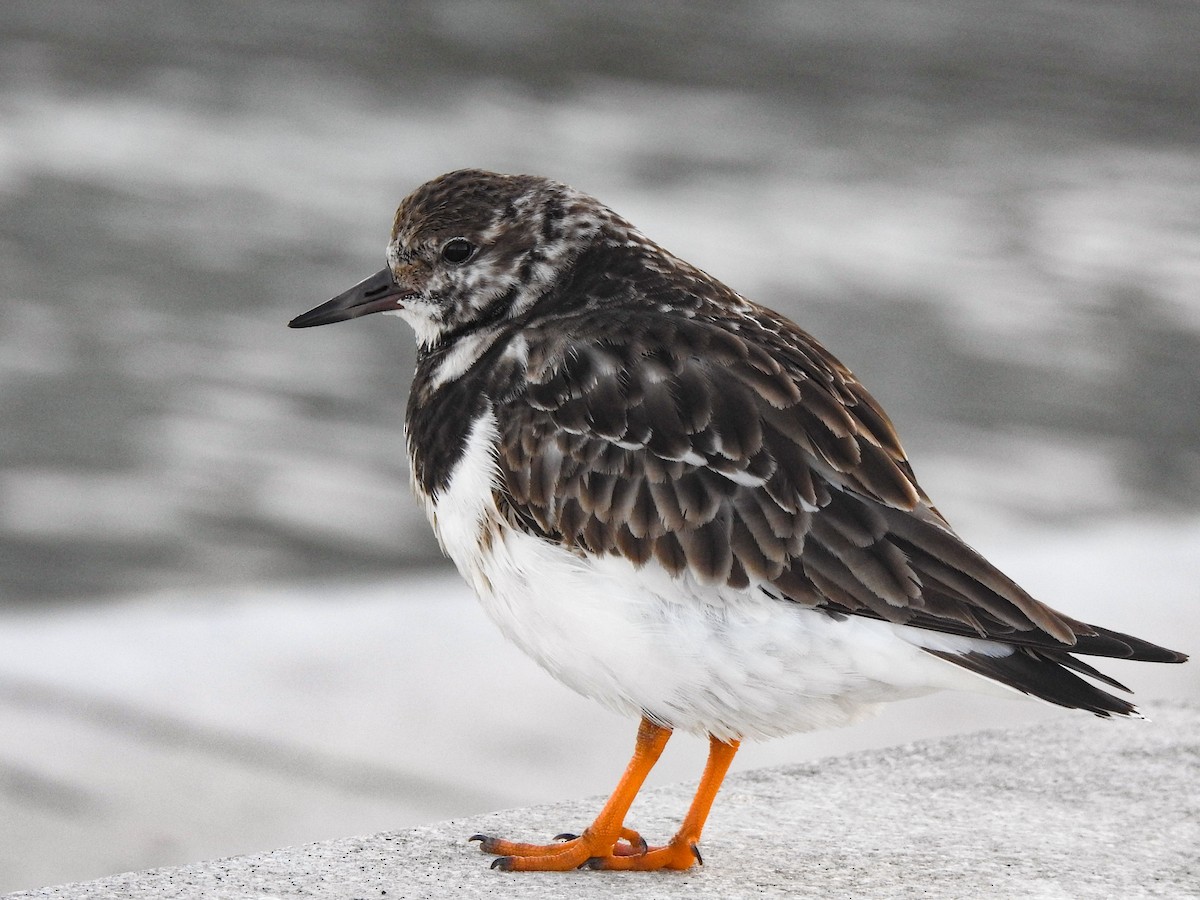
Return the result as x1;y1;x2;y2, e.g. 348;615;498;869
289;169;606;347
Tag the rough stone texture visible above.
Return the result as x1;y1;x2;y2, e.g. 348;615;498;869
8;702;1197;900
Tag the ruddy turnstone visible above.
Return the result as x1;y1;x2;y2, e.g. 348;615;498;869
289;169;1187;872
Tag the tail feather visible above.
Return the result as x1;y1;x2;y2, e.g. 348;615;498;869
1050;651;1132;693
1066;622;1188;663
924;647;1141;718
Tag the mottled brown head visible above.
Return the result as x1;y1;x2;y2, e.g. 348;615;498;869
389;169;544;245
290;169;611;347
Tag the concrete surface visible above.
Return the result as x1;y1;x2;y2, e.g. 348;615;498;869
3;535;1194;892
8;701;1197;900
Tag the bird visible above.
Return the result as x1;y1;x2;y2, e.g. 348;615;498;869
288;169;1187;872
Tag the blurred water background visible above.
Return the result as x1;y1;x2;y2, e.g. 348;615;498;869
1;1;1198;892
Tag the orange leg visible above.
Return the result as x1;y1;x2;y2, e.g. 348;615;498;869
590;732;739;871
471;716;672;871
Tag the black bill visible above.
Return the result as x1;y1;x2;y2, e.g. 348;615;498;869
289;268;410;328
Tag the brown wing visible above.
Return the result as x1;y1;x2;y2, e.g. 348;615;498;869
493;305;1180;667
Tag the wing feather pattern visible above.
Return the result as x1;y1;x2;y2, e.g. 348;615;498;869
493;302;1185;715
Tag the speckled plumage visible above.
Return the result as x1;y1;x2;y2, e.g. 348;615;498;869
290;168;1186;870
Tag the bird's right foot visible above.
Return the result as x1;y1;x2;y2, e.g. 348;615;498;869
470;827;649;871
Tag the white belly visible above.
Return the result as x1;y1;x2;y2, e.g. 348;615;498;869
420;409;1011;742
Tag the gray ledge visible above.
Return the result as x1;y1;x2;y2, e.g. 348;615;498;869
8;702;1198;900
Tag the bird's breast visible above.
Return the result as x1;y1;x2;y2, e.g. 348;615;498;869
410;406;506;601
405;327;525;500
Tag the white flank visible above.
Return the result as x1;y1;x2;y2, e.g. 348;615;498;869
425;408;1021;742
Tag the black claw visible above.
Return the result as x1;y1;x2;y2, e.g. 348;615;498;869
690;843;704;866
583;857;607;870
554;832;579;842
633;835;649;856
490;856;514;871
469;834;500;853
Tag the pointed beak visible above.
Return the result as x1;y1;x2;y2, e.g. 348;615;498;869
288;268;412;328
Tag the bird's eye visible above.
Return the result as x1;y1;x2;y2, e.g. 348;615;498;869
440;238;476;264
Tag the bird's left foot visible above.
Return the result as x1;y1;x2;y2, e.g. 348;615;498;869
470;828;700;871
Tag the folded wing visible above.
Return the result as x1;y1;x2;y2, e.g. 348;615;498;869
493;304;1186;716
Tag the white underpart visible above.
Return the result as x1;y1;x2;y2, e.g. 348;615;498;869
425;409;1017;742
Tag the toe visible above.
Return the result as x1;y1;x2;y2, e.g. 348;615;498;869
611;827;649;857
473;827;656;871
585;838;702;871
471;833;582;857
